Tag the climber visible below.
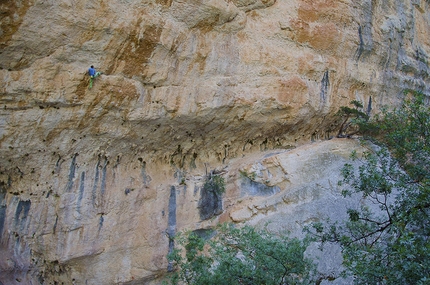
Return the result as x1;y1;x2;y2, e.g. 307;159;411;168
88;65;101;89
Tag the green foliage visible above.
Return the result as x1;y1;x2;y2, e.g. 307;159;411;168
203;173;226;195
336;100;370;138
366;91;430;180
239;170;257;181
307;92;430;284
167;223;315;285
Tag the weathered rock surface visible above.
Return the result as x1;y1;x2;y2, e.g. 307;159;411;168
0;0;430;284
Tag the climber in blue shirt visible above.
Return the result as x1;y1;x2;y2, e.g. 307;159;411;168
88;65;97;77
88;65;101;89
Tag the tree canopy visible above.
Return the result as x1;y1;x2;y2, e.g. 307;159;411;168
308;92;430;284
167;224;315;285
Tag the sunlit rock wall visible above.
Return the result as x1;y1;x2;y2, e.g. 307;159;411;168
0;0;430;284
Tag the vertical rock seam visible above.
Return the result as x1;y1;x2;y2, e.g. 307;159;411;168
167;186;176;272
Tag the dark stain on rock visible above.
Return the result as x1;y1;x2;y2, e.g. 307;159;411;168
92;157;101;207
167;185;176;271
53;214;58;234
0;182;7;239
98;214;104;233
76;171;85;214
15;199;31;231
65;153;78;192
198;184;223;221
355;1;374;61
100;158;108;197
167;186;176;235
54;155;62;174
366;96;372;115
240;177;280;197
355;25;365;61
320;70;329;104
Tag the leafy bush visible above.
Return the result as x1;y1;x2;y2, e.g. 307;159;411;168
167;224;315;285
307;92;430;284
336;100;369;138
203;174;225;195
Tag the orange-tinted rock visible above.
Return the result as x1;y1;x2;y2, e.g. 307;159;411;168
0;0;430;283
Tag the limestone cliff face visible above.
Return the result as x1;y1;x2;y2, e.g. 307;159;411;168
0;0;430;284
